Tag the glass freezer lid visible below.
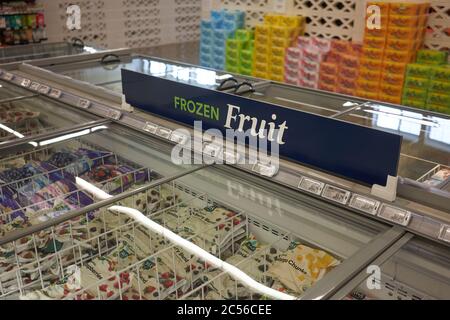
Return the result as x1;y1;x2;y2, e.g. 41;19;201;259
0;42;97;65
0;92;100;146
240;82;361;117
338;104;450;180
0;80;36;100
342;237;450;300
45;56;255;92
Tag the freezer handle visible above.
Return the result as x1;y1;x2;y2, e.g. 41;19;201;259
71;37;85;49
217;77;239;91
234;81;255;95
101;54;122;65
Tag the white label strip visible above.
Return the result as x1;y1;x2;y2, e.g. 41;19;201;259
438;225;450;243
155;127;172;138
378;204;412;227
170;132;188;145
349;194;380;215
29;82;40;91
4;73;14;81
143;122;158;134
107;109;122;120
49;89;62;99
78;98;91;109
203;143;222;158
322;185;351;205
21;79;31;87
298;176;325;195
252;162;278;177
38;85;50;94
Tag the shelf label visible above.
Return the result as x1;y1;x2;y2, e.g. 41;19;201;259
107;109;122;120
49;89;62;98
78;98;91;109
298;177;325;195
322;185;351;205
143;121;158;134
349;194;380;215
4;72;14;81
252;162;278;177
203;143;222;158
438;225;450;243
155;127;172;138
21;79;31;87
29;82;40;91
170;131;188;145
223;150;240;164
378;204;411;226
38;85;50;94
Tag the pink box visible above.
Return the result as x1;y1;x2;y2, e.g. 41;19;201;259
300;69;319;83
285;65;300;78
299;78;318;89
300;59;321;73
297;36;311;48
286;47;302;60
285;55;300;69
312;37;332;52
284;74;299;85
302;46;325;63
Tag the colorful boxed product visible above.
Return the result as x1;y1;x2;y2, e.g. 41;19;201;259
427;92;450;107
381;73;405;86
318;82;335;92
402;99;426;108
320;62;338;75
387;27;419;40
379;94;402;104
390;3;422;16
431;66;450;82
357;79;380;92
340;66;359;79
358;69;381;82
341;54;360;69
380;84;404;97
361;58;383;71
355;90;378;100
403;88;428;101
416;49;448;65
301;78;318;89
404;77;430;90
312;37;331;52
406;63;434;79
429;81;450;93
386;39;418;51
285;74;299;85
364;37;386;49
362;48;384;60
384;50;415;63
389;15;419;28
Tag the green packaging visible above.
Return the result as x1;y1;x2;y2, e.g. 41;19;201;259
406;63;434;79
225;47;240;60
404;77;430;90
429;80;450;94
235;29;253;42
416;49;448;65
426;103;450;115
431;66;450;82
427;92;450;107
225;64;239;73
402;87;428;101
239;66;253;76
225;55;239;67
402;98;426;109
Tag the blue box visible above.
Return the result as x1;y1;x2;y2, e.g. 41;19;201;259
201;20;212;30
211;10;225;22
213;29;234;42
200;44;213;56
200;36;213;46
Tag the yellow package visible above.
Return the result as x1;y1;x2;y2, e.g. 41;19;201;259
379;94;402;104
264;14;281;26
389;3;421;16
380;72;405;86
271;55;285;67
389;15;419;28
359;58;383;71
384;49;415;63
363;36;386;49
253;52;269;64
356;90;379;100
269;65;284;76
254;42;269;55
255;25;271;37
271;36;292;48
357;79;380;92
358;69;381;82
268;244;340;296
269;74;284;82
270;26;296;39
253;70;269;79
270;46;286;58
382;61;407;75
279;15;305;29
380;84;403;97
254;61;269;73
255;34;270;45
362;48;384;60
386;39;417;52
387;26;418;40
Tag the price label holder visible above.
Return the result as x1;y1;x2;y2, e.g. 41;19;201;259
169;131;188;145
3;72;14;81
252;162;278;177
78;98;91;109
349;194;380;215
143;121;158;134
21;79;31;87
438;225;450;243
30;82;40;91
203;143;222;159
107;109;122;120
49;89;62;99
322;184;351;205
38;85;50;94
298;176;325;195
378;204;412;227
155;126;172;139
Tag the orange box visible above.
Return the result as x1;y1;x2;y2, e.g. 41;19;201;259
356;90;378;100
382;61;407;75
365;26;387;38
319;73;337;86
340;66;359;79
357;79;380;92
320;62;338;75
379;94;402;104
336;87;355;96
418;15;429;28
318;82;336;92
330;40;350;53
389;15;419;28
384;50;415;63
341;54;360;69
389;3;421;16
360;58;383;71
339;77;358;90
380;84;403;97
381;72;405;86
387;27;418;40
350;43;364;56
420;3;430;15
359;69;381;82
325;51;342;63
364;36;386;49
362;48;384;60
386;39;417;51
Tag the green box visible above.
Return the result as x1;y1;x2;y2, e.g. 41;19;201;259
404;77;430;90
240;59;253;70
239;66;253;76
416;49;448;65
240;49;254;62
226;47;240;61
406;63;434;79
429;80;450;94
225;64;239;73
402;98;426;109
427;92;450;107
426;103;450;115
431;66;450;82
402;87;428;101
226;55;239;67
235;29;253;42
226;38;243;51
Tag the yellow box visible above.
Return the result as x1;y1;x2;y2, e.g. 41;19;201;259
270;65;285;76
271;36;292;48
382;61;407;75
359;58;383;71
254;42;269;55
364;36;386;49
362;48;384;60
357;79;380;92
381;72;405;86
356;90;378;100
380;84;403;97
365;26;387;38
389;3;421;16
379;94;402;104
270;46;286;58
279;15;306;29
270;26;296;39
385;39;417;52
254;61;269;73
384;50;415;63
255;25;271;37
387;26;418;40
271;55;285;67
264;14;281;26
253;52;269;64
389;15;419;28
358;69;381;83
255;34;270;45
253;70;269;79
270;74;284;82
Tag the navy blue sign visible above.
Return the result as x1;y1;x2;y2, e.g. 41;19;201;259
122;69;402;186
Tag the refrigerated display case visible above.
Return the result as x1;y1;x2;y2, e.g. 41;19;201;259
0;52;449;300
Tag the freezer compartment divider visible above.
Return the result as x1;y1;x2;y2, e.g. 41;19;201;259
0;118;111;151
299;226;406;300
0;164;209;246
328;232;415;300
0;94;40;105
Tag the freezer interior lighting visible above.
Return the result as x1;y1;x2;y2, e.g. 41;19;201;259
75;177;296;300
0;123;38;147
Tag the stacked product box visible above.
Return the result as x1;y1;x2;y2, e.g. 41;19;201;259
357;1;430;104
225;29;254;76
253;14;305;82
284;36;331;89
403;50;450;114
318;40;362;95
200;10;245;69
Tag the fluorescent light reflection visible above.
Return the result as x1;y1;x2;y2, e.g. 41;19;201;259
75;177;296;300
